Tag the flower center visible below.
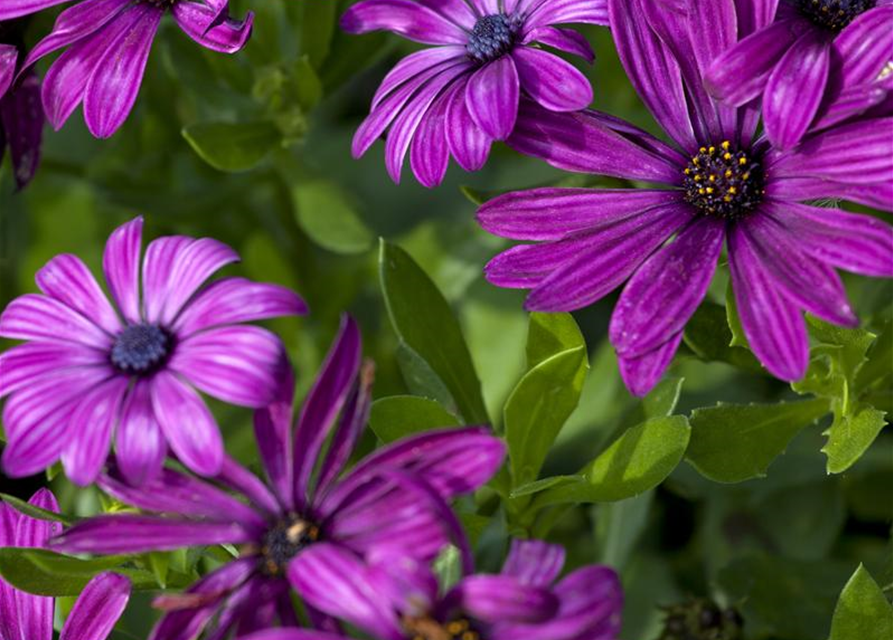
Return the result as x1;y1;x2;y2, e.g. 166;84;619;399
466;14;519;64
404;616;483;640
798;0;875;31
110;324;171;375
259;517;319;576
682;141;764;220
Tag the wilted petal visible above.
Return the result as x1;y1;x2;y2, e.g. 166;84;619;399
173;2;254;54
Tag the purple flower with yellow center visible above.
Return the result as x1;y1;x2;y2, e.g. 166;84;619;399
705;0;893;149
0;21;43;189
0;0;253;138
50;316;506;639
238;538;622;640
0;490;131;640
340;0;608;187
477;0;893;396
0;216;307;485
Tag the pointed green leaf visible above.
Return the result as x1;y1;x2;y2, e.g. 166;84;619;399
526;312;585;370
369;395;460;443
822;407;888;474
293;180;372;254
829;565;893;640
1;493;74;526
182;122;280;173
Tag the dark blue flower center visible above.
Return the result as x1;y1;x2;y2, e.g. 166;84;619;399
404;616;483;640
110;324;171;375
682;141;764;220
466;14;519;64
259;517;319;576
798;0;875;30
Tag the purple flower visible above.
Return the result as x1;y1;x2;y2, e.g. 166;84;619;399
0;22;44;189
0;490;131;640
0;0;253;138
238;538;622;640
0;216;307;485
50;316;507;639
477;0;893;396
705;0;893;150
341;0;607;187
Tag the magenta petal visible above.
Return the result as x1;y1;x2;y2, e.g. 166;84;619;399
0;45;16;97
115;380;166;486
59;572;131;640
13;490;60;640
36;254;121;335
466;56;520;140
455;576;558;624
502;539;565;588
610;217;725;358
215;456;282;516
61;377;128;487
764;30;831;150
102;216;143;324
371;46;465;110
523;26;594;63
52;515;252;554
17;488;61;548
409;85;451;188
254;395;295;510
340;0;468;45
728;225;808;381
524;0;609;27
140;234;191;320
151;371;224;477
0;342;105;399
293;315;362;508
0;504;19;640
765;200;893;277
617;332;684;398
173;2;254;54
1;68;44;189
0;293;112;349
445;77;492;171
512;46;593;112
288;544;404;640
0;0;70;20
83;3;162;138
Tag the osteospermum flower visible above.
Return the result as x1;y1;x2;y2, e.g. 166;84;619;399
51;316;506;639
0;490;131;640
340;0;607;187
241;538;622;640
0;216;307;485
0;0;253;138
705;0;893;149
0;21;43;189
478;0;893;396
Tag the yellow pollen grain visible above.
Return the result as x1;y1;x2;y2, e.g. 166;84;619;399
721;140;730;150
684;168;691;175
723;152;732;160
725;169;733;178
694;175;702;181
742;172;750;179
708;146;716;154
699;147;706;153
724;195;732;202
729;186;737;194
709;175;716;182
698;188;705;195
706;187;714;194
739;157;747;165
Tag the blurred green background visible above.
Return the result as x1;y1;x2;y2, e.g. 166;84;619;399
1;2;891;639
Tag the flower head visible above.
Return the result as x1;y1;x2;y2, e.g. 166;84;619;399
705;0;893;149
50;316;506;639
0;21;43;189
0;0;253;138
478;0;893;396
0;490;131;640
340;0;607;187
0;216;307;485
240;538;622;640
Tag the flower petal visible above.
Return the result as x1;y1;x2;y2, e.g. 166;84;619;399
455;576;558;623
36;254;121;335
60;572;131;640
151;371;224;477
524;0;609;28
523;26;594;63
1;69;45;189
115;380;166;486
253;390;295;510
13;489;60;640
0;0;70;20
340;0;467;45
370;46;465;111
0;342;106;399
502;539;565;588
512;46;592;112
728;225;808;381
610;216;725;358
466;56;520;140
61;377;129;486
173;2;254;54
410;84;451;188
0;293;112;348
617;332;684;398
103;216;143;324
445;77;492;171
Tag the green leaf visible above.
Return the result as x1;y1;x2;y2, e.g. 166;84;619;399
593;490;654;570
0;548;155;596
525;312;585;370
683;301;763;373
379;240;489;424
725;283;749;348
829;565;893;640
292;56;324;111
685;398;830;483
299;1;336;68
369;395;460;443
182;122;280;172
149;552;170;589
532;416;691;505
0;493;73;526
293;180;372;254
822;406;888;474
506;345;588;487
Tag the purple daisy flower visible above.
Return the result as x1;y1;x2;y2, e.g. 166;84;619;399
50;316;507;639
340;0;608;187
0;22;43;189
0;216;307;485
477;0;893;396
705;0;893;150
0;490;131;640
239;538;622;640
0;0;253;138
